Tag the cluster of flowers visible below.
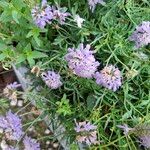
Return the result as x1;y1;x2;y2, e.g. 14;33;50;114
41;44;122;92
31;0;107;29
118;124;150;148
30;0;150;147
32;0;150;49
65;43;122;92
31;0;70;29
3;82;23;107
0;111;40;150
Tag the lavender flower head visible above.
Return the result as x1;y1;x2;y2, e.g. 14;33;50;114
94;65;122;91
41;71;62;89
74;120;98;145
31;0;54;29
139;135;150;148
53;7;70;24
117;124;133;135
0;111;23;141
88;0;105;12
65;43;100;78
23;136;40;150
129;21;150;48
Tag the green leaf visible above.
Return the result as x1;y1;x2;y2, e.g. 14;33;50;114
0;1;9;8
12;10;20;24
0;10;12;22
122;110;132;120
31;51;47;59
86;95;97;111
33;35;41;46
24;43;32;52
0;42;7;51
12;0;25;10
0;53;6;61
56;94;72;116
27;56;35;67
16;54;26;64
26;30;34;38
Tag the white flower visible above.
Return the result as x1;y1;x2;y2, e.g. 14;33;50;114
74;15;85;28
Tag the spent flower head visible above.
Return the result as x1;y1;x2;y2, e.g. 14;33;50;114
129;21;150;48
74;120;98;145
3;82;21;105
88;0;105;12
0;110;23;141
41;71;62;89
0;140;18;150
94;65;122;91
65;43;100;78
23;136;40;150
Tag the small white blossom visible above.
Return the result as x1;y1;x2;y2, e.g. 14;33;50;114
74;15;85;28
17;100;23;107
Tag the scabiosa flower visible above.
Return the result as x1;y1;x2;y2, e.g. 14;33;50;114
129;21;150;48
23;136;40;150
0;111;23;141
31;0;54;29
65;43;100;78
94;65;122;91
53;7;70;24
74;120;98;145
117;124;133;135
88;0;105;12
41;71;62;89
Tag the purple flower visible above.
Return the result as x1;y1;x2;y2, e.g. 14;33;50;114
94;65;122;91
6;82;21;90
139;135;150;148
23;136;40;150
65;43;100;78
129;21;150;48
31;0;54;29
53;7;70;24
117;124;133;135
41;71;62;89
88;0;105;12
0;111;23;141
74;120;98;145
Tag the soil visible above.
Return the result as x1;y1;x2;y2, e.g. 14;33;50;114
0;66;17;92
